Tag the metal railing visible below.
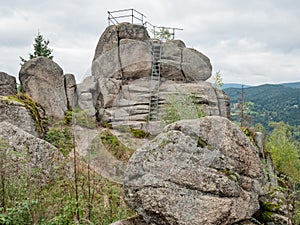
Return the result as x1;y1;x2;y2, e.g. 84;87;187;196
107;9;183;39
108;9;146;26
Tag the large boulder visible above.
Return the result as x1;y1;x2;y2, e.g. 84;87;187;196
19;57;67;119
92;24;212;82
0;72;17;96
90;24;216;129
93;22;149;62
0;121;64;181
160;41;212;82
124;116;265;225
92;39;152;81
0;96;40;136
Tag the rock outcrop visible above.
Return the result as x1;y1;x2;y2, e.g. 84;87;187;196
0;121;64;181
0;72;17;96
77;76;98;114
64;73;77;109
19;57;68;119
124;116;265;225
93;22;149;62
85;23;228;130
0;96;39;136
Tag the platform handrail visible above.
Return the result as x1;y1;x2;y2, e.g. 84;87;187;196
108;9;182;39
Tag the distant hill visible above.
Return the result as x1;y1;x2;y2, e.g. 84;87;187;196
222;81;300;90
223;83;300;137
222;83;252;89
281;81;300;89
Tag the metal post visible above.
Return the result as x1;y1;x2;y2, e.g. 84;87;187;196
131;9;134;24
108;11;110;26
173;28;175;39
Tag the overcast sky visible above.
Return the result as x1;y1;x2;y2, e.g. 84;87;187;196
1;0;299;85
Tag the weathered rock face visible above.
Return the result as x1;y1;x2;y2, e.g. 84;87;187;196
77;76;98;115
88;23;222;129
64;73;77;108
0;97;39;136
19;57;67;119
124;116;265;225
93;22;149;62
97;78;230;131
0;72;17;96
0;121;64;181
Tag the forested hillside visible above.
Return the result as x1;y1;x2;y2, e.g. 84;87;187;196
224;83;300;139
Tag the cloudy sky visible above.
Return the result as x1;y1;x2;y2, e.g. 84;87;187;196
1;0;299;85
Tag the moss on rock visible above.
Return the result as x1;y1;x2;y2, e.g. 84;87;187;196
5;94;48;137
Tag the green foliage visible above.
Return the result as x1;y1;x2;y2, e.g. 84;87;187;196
224;84;300;139
212;70;224;89
63;109;73;126
155;27;172;40
20;32;53;64
17;84;22;93
0;140;134;224
44;127;74;156
72;108;96;129
162;89;206;124
265;122;300;182
5;94;48;137
100;130;135;162
253;200;280;223
130;128;150;138
241;126;256;143
253;123;268;136
0;200;38;225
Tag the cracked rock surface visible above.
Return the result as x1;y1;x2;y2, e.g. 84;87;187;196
124;116;266;225
89;23;229;129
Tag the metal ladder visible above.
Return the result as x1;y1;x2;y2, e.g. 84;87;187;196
148;42;162;121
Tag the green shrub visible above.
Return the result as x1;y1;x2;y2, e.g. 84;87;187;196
0;200;38;225
130;128;150;138
44;127;74;156
100;130;135;161
72;108;96;129
162;88;206;124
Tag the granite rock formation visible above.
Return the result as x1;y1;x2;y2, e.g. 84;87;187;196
0;121;64;181
124;116;266;225
0;97;39;136
19;56;68;119
0;72;17;96
78;22;229;131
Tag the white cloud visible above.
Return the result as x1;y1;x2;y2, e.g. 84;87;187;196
0;0;299;85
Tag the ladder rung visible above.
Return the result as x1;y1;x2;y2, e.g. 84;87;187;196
149;43;162;122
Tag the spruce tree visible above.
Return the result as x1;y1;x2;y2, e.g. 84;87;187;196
20;32;53;64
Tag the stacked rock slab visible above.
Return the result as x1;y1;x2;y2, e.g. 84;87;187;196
19;57;68;119
89;22;229;130
124;116;266;225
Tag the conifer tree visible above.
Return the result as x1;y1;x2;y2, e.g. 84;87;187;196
20;32;53;64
